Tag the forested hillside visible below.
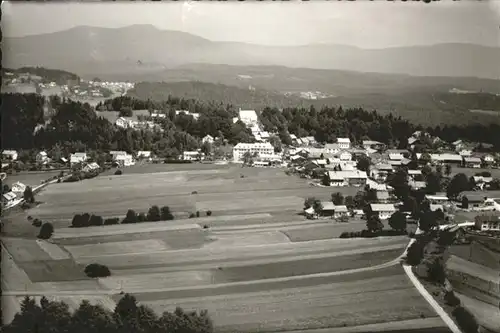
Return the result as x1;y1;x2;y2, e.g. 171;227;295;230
3;94;500;158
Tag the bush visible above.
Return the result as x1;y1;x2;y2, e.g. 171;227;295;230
57;178;61;183
426;258;446;285
114;169;123;175
206;210;212;216
203;224;209;229
84;263;111;278
191;191;198;194
89;215;104;226
122;209;138;224
147;205;161;221
406;241;424;266
38;222;54;239
27;216;33;221
32;219;42;227
189;213;196;218
452;306;479;333
444;291;461;307
160;206;174;221
104;217;120;225
137;212;147;222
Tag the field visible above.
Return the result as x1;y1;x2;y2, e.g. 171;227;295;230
4;170;63;187
2;165;450;331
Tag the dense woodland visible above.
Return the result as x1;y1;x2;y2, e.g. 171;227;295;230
1;294;213;333
3;94;500;159
2;67;80;84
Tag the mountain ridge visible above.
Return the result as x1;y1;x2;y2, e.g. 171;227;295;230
4;25;499;80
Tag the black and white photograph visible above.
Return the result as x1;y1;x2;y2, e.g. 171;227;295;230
1;1;500;333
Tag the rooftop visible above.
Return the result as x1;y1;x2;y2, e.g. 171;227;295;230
370;203;396;212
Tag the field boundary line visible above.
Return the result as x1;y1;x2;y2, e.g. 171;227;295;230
402;264;463;333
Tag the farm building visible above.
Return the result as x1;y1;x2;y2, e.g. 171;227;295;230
430;153;463;165
362;140;383;150
82;162;100;173
425;195;449;204
333;205;349;218
320;201;336;217
36;151;49;164
474;213;500;231
337;138;351;149
10;182;26;194
326;170;367;187
2;150;18;161
2;192;17;206
183;151;202;161
70;152;88;166
463;157;482;168
114;154;135;167
137;151;152;159
369;204;397;220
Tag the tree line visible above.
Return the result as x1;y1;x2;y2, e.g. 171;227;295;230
2;293;213;333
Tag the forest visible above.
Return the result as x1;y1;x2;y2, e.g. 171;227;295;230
3;93;500;159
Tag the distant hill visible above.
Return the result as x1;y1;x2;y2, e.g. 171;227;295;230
4;25;500;80
127;81;500;126
126;81;308;109
2;66;80;84
117;63;500;97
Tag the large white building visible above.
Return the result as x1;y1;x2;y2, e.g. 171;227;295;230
337;138;351;149
233;142;274;162
238;109;259;126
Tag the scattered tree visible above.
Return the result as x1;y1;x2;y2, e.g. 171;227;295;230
84;263;111;278
452;306;479;333
160;206;174;220
447;173;470;199
444;164;452;177
389;211;407;232
426;258;446;285
114;169;123;175
344;195;355;209
356;156;371;173
38;222;54;239
406;241;424;266
366;214;384;233
331;192;344;205
122;209;138;224
23;186;35;204
147;205;161;222
462;196;469;209
206;210;212;216
444;291;461;307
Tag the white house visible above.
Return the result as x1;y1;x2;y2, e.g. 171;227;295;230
115;154;135;167
482;154;495;164
324;144;340;154
362;140;383;150
82;162;100;173
337;138;351;149
337;151;352;161
425;195;449;204
232;142;274;163
2;150;18;161
36;151;49;164
369;204;397;220
474;214;500;231
202;135;214;144
327;170;367;187
238;109;258;126
183;151;202;161
459;149;472;157
151;113;167;119
10;182;27;194
464;157;481;169
137;151;152;159
333;205;349;219
70;152;88;166
431;153;463;165
2;192;17;206
115;117;136;129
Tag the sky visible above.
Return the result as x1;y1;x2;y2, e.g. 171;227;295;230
2;1;499;48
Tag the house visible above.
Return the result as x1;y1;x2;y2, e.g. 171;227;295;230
369;204;397;220
115;117;136;129
305;136;316;145
362;140;383;150
304;207;316;219
324;144;340;154
408;170;423;181
337;138;351;149
183;151;202;161
82;162;100;173
201;135;214;144
425;195;449;204
150;113;167;119
232;143;274;163
320;201;336;217
337;151;352;161
409;180;427;190
333;205;349;218
2;150;18;161
10;182;27;194
110;151;127;158
326;170;367;187
459;149;472;157
36;151;49;164
481;154;495;164
115;154;135;167
387;149;410;157
175;110;200;120
376;191;390;203
474;213;500;232
137;151;152;159
430;204;444;212
464;157;481;169
70;152;88;166
430;153;463;166
2;192;17;206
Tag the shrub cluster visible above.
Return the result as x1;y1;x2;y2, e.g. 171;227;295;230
84;263;111;278
164;159;193;164
71;205;175;228
64;171;99;182
37;222;54;239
